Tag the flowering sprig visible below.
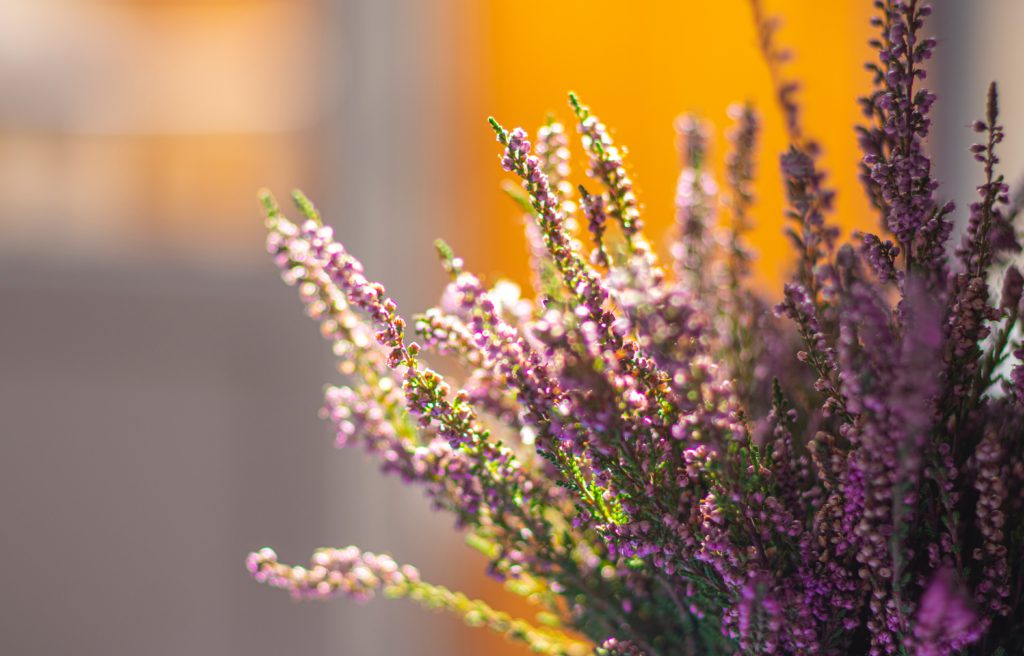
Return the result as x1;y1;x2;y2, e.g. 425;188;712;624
724;103;760;288
246;547;589;655
860;0;951;275
568;93;645;255
943;84;1012;435
779;147;838;304
671;114;718;302
748;0;804;145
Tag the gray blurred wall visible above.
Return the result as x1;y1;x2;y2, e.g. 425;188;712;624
0;0;467;654
932;0;1024;242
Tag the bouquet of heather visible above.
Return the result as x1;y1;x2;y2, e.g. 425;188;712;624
245;1;1024;654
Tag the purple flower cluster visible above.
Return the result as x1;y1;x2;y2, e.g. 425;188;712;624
247;2;1024;654
247;545;420;602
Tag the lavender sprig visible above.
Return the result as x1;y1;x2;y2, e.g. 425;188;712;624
861;0;950;274
246;547;588;655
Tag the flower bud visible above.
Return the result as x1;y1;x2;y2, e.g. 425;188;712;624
1000;266;1023;311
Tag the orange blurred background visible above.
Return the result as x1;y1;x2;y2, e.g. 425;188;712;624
461;1;873;294
1;2;1021;655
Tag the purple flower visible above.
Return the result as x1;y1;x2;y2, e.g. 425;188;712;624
913;569;983;655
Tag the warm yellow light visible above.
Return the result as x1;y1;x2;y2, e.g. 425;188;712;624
453;0;873;296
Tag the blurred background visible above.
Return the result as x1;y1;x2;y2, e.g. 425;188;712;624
0;1;1019;654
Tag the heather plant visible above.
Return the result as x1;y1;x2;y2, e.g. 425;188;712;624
246;2;1024;654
